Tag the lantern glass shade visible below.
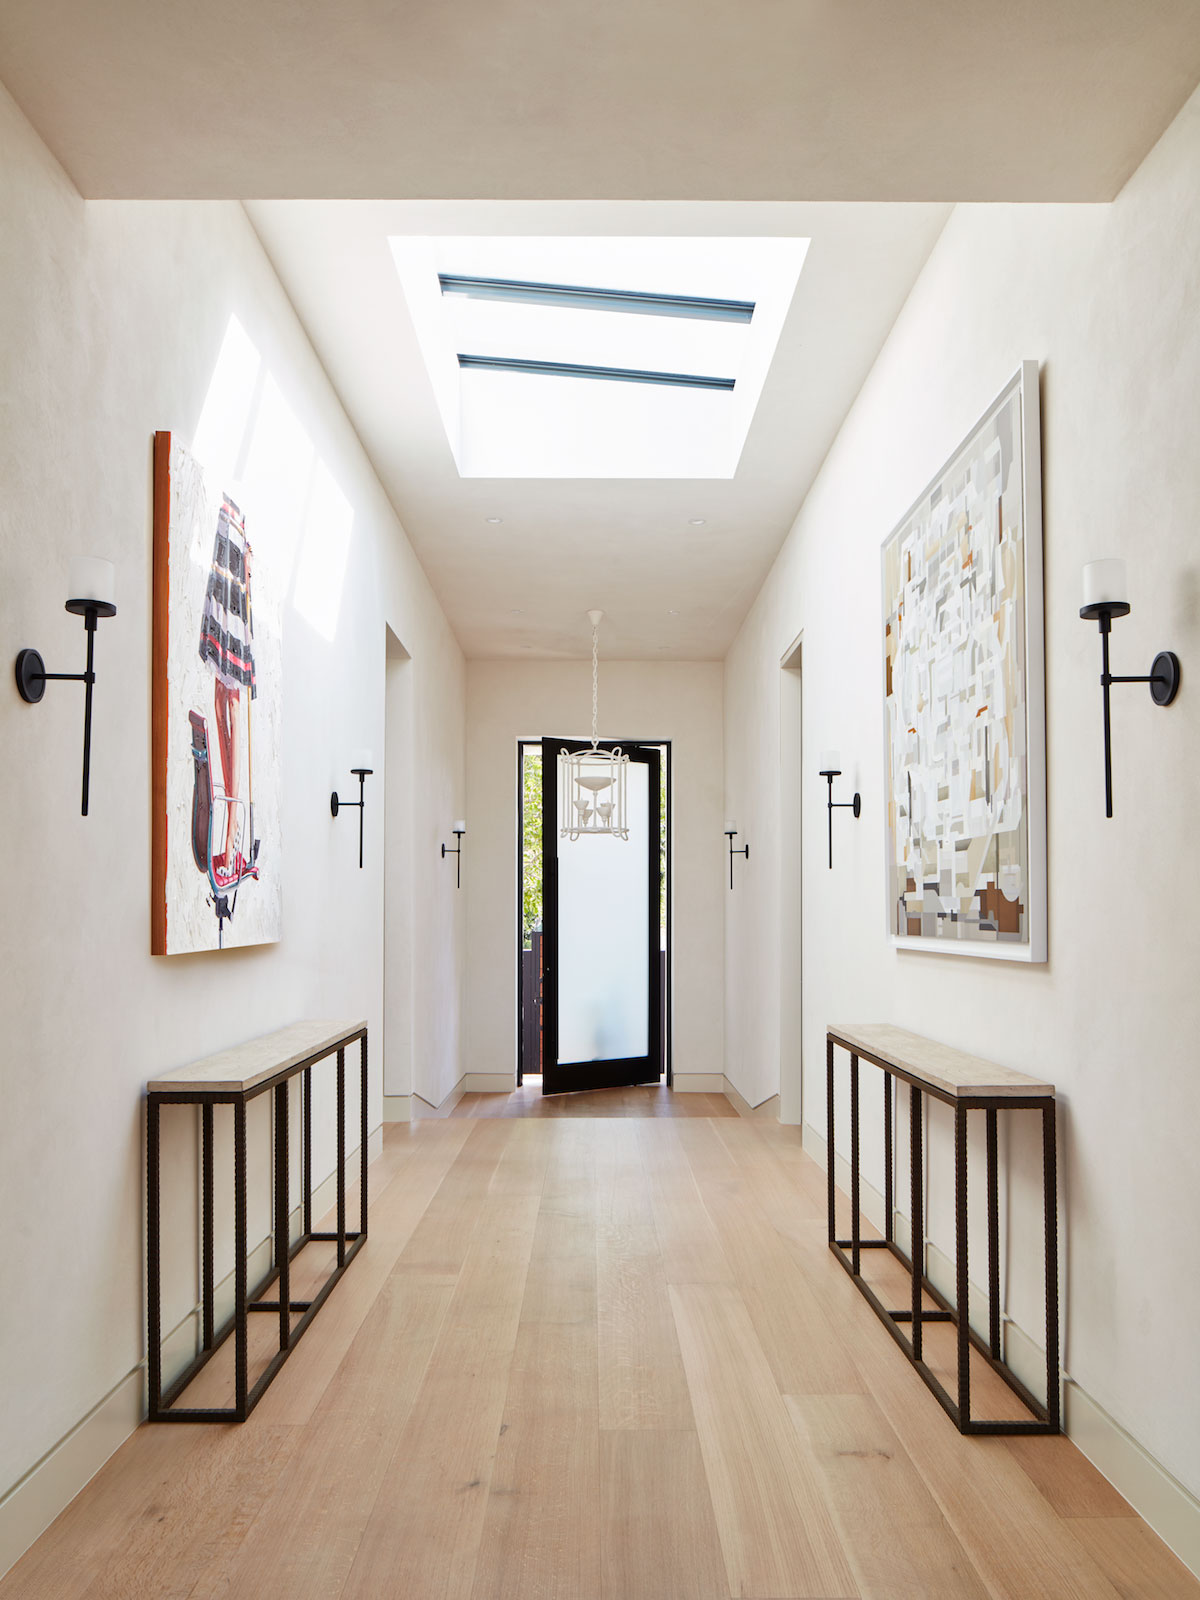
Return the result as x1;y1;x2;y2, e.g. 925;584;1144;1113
1082;559;1128;609
66;556;116;615
559;745;629;840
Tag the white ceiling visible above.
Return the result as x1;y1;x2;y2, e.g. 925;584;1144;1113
247;201;950;659
2;1;1199;201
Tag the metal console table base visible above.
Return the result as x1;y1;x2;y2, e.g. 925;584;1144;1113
147;1025;368;1423
826;1027;1060;1436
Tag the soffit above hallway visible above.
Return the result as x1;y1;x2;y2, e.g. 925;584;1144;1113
1;1;1199;201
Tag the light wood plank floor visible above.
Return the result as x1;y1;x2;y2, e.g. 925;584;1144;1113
451;1078;735;1117
5;1116;1197;1599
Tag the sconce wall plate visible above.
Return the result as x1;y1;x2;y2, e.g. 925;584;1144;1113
819;768;861;870
1079;595;1180;816
331;766;373;868
15;590;117;816
724;829;749;890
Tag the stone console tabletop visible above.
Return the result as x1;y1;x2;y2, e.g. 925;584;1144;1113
827;1023;1053;1101
147;1019;366;1095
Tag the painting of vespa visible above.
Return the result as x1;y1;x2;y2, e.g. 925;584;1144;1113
152;431;282;954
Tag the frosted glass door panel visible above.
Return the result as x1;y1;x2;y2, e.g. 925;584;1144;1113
557;759;649;1064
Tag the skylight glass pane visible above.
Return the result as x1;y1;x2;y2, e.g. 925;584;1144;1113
390;235;809;479
458;369;734;479
444;298;747;380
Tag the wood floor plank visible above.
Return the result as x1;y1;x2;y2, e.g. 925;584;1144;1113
469;1115;600;1598
642;1122;734;1287
0;1424;298;1600
1062;1518;1200;1598
786;1393;990;1600
251;1117;475;1425
597;1220;695;1431
339;1121;550;1600
1003;1433;1137;1518
670;1281;859;1599
711;1115;827;1224
591;1121;695;1429
600;1431;729;1600
197;1274;455;1598
392;1117;512;1277
470;1250;601;1600
779;1215;1135;1600
823;1313;1127;1596
680;1121;865;1397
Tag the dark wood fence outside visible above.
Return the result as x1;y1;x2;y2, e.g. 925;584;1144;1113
519;935;667;1082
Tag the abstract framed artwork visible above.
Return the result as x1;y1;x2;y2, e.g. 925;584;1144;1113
152;431;282;954
881;362;1046;961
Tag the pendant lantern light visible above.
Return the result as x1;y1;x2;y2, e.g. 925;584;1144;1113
559;610;629;841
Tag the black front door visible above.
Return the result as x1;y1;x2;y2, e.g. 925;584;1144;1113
540;738;662;1095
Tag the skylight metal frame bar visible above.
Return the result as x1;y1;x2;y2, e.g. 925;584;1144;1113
440;274;754;324
456;353;735;391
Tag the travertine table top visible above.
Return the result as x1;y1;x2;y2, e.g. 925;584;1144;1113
828;1023;1053;1100
148;1019;366;1095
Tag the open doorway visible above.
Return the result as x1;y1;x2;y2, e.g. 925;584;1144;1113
518;739;670;1091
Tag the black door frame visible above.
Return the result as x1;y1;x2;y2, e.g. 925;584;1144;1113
517;737;671;1092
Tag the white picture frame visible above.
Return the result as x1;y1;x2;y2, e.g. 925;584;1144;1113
881;361;1046;962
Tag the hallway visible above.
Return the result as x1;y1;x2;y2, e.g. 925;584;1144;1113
5;1117;1193;1599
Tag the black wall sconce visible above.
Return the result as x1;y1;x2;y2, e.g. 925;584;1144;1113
331;748;373;868
1079;559;1180;817
724;825;749;889
442;821;466;887
818;750;861;869
15;557;117;816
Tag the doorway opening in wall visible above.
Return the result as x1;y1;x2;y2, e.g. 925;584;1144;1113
779;636;803;1126
517;739;671;1093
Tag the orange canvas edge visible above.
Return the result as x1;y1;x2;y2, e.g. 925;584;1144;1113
150;432;171;956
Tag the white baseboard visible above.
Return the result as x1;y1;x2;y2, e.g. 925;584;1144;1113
411;1075;467;1117
723;1079;780;1119
0;1366;143;1581
800;1120;1200;1581
673;1073;724;1093
382;1094;412;1122
1064;1379;1200;1578
463;1073;514;1094
0;1123;385;1584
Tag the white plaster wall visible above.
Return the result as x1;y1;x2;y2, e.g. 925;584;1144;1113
464;660;724;1085
0;82;465;1506
723;89;1200;1495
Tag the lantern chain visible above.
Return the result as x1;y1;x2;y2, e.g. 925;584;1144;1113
591;617;599;748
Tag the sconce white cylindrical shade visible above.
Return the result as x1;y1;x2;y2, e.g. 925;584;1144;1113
68;556;115;607
453;819;466;834
351;747;374;771
1083;559;1128;609
818;748;841;773
726;819;738;834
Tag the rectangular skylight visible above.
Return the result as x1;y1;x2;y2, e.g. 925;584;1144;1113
390;237;809;479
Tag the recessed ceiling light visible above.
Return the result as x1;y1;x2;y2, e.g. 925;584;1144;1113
485;516;504;524
510;607;524;615
669;609;680;616
688;518;706;526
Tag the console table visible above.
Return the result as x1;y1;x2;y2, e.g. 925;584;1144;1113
147;1019;368;1422
826;1023;1059;1435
